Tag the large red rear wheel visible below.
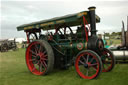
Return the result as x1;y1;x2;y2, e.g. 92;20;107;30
75;50;102;79
26;40;54;75
101;48;115;72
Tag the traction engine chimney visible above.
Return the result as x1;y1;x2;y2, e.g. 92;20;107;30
88;6;97;36
127;16;128;32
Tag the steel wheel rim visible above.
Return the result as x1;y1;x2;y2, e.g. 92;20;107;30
26;41;48;75
75;52;100;79
102;50;113;72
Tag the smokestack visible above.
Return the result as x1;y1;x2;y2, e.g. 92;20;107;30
122;21;125;46
88;6;97;36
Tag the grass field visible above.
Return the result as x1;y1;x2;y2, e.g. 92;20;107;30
0;48;128;85
106;39;121;45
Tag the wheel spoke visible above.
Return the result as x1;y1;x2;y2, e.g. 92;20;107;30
43;51;47;55
92;67;97;71
90;63;98;66
39;63;43;72
86;54;89;63
86;69;89;76
32;54;37;58
79;60;85;65
82;56;86;63
29;59;36;62
41;57;48;61
104;59;110;67
35;44;39;54
35;61;40;65
43;61;47;68
30;50;37;55
103;63;109;70
41;61;47;69
32;67;36;72
44;54;48;58
90;58;94;63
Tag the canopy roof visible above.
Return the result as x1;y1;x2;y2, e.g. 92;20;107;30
17;11;100;31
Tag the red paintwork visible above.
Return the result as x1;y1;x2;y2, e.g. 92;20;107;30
83;16;90;42
26;41;47;75
102;51;113;72
26;32;30;43
77;43;84;50
75;52;100;79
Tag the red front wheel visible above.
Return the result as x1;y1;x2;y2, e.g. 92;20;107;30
26;40;54;75
75;50;102;79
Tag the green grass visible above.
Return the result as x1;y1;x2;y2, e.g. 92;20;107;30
0;49;128;85
106;39;121;45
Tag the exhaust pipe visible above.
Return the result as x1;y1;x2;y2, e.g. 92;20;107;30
122;21;126;46
127;16;128;32
88;6;97;36
127;16;128;47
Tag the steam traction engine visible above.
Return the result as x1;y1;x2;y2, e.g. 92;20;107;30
17;7;115;79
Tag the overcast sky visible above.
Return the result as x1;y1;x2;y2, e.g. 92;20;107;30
1;0;128;39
